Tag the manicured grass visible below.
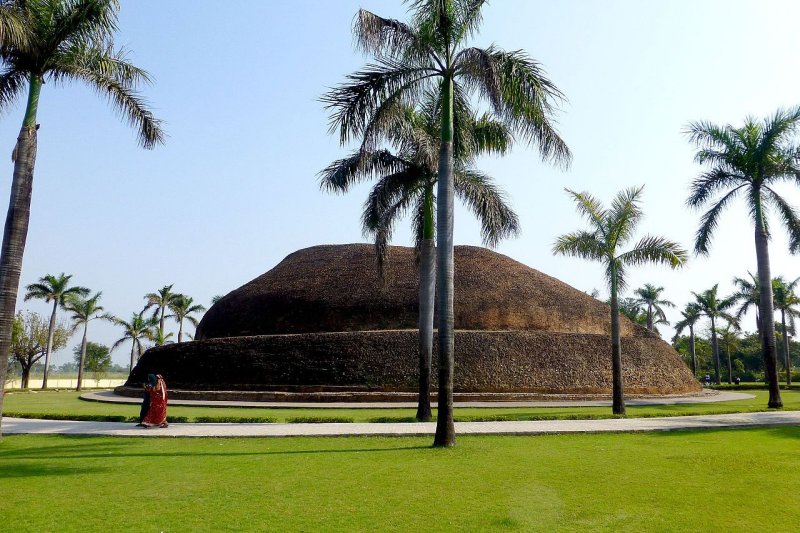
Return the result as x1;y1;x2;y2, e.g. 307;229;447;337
3;389;800;423
1;428;798;531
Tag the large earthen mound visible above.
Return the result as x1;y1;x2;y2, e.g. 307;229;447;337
127;244;700;397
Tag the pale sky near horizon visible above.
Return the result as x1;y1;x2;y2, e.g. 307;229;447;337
2;0;799;368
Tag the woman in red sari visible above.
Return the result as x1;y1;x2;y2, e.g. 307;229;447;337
140;374;169;428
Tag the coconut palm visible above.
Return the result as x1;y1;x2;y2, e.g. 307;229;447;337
686;107;800;407
674;303;702;377
144;285;179;344
64;292;112;391
23;273;88;388
0;0;163;419
320;91;517;422
112;311;156;373
692;285;738;386
772;276;800;386
732;272;762;339
718;322;741;384
324;0;571;447
169;295;205;343
632;284;675;332
553;186;687;414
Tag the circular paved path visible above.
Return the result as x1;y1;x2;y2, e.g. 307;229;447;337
4;410;797;438
80;389;754;409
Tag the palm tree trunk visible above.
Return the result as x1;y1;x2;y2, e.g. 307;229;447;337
76;323;88;392
42;299;57;389
781;310;791;387
0;75;42;427
129;341;136;374
610;265;625;415
416;189;435;422
689;325;697;377
710;316;721;385
754;198;782;407
178;318;183;343
646;303;654;331
726;342;732;384
158;306;165;344
433;74;455;447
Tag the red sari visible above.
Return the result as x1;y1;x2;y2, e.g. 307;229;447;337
141;375;169;427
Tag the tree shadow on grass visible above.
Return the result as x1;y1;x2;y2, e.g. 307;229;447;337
644;425;800;439
0;462;107;478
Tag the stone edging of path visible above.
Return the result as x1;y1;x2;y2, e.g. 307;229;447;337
3;411;797;438
79;389;755;409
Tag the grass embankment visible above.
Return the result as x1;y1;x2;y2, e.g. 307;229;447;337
1;428;798;531
3;389;799;423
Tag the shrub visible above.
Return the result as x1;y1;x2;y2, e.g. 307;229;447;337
192;416;277;424
286;416;355;424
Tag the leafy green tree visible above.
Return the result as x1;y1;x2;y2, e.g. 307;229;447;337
112;311;156;372
144;285;179;344
554;186;687;414
64;292;112;391
0;0;163;422
674;303;702;376
632;284;674;332
10;311;69;388
320;92;517;422
686;107;800;407
717;323;741;384
324;0;571;447
169;295;205;343
73;341;110;383
23;273;88;387
692;285;737;385
772;276;800;386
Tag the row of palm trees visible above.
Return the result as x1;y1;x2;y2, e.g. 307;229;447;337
23;274;204;390
322;1;800;445
675;275;800;386
0;1;164;424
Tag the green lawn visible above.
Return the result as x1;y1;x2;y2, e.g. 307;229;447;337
1;428;798;531
2;388;800;423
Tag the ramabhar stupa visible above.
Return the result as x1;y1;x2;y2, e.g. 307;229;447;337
123;244;700;400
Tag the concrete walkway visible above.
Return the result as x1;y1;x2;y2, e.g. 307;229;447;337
80;389;755;409
4;410;797;438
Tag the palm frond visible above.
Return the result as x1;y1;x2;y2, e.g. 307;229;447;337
764;185;800;253
454;168;519;247
607;185;644;248
0;67;26;112
686;168;747;208
353;8;431;61
618;235;687;269
693;185;745;255
564;188;608;237
552;231;605;261
318;149;412;193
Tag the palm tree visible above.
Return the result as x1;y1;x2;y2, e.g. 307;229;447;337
718;322;741;384
686;107;800;407
554;186;687;414
692;285;738;386
169;294;205;343
632;284;675;332
23;273;88;388
674;303;702;377
320;92;518;422
324;0;571;447
112;311;156;373
64;292;112;391
144;285;179;344
772;276;800;386
0;0;163;419
732;272;762;339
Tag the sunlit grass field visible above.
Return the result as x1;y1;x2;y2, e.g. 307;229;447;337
2;388;799;423
1;428;798;532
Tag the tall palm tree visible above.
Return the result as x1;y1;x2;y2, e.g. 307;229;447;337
732;272;762;339
686;107;800;407
23;272;88;388
169;294;205;343
718;322;740;384
64;292;112;391
632;284;675;332
324;0;571;447
112;311;156;373
772;276;800;386
674;303;702;377
144;284;179;344
554;186;687;414
320;91;518;422
0;0;163;420
692;285;737;386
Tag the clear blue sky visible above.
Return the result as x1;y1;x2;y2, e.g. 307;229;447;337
2;0;799;367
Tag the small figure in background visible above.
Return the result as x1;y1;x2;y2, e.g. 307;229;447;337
140;373;169;428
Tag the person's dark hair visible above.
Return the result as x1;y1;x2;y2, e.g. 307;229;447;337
147;374;157;387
